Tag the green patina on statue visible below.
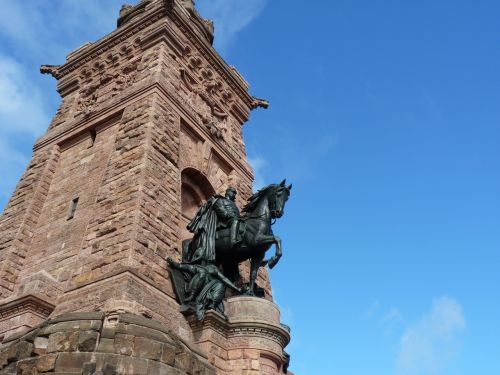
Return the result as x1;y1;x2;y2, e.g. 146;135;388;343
168;180;292;320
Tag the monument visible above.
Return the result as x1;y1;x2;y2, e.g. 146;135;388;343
0;1;293;374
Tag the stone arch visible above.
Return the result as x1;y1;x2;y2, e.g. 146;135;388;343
180;167;215;240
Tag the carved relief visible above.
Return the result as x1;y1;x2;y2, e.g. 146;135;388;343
178;46;240;143
74;39;143;117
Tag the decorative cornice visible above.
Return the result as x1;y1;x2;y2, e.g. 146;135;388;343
0;295;54;321
190;310;291;348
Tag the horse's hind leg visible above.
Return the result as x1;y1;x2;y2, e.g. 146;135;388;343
248;253;265;295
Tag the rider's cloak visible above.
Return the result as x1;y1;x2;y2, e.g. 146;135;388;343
185;195;223;263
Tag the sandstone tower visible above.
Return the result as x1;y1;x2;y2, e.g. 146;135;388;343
0;1;291;374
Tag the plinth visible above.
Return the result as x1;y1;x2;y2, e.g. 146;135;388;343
190;296;291;374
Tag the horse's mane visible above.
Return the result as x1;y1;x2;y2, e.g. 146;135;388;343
242;184;276;213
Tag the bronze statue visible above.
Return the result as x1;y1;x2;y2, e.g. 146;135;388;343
168;257;241;321
170;180;292;320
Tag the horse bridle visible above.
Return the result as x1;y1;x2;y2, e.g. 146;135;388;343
246;186;279;225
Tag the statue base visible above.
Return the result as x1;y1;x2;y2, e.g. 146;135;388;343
189;296;292;374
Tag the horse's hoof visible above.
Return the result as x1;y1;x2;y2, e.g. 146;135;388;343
268;258;278;269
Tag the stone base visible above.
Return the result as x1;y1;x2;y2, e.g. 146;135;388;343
0;312;215;375
190;296;291;375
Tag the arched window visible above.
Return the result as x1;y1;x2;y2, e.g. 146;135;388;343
180;168;215;240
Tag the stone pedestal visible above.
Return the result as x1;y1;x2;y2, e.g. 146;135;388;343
190;297;291;374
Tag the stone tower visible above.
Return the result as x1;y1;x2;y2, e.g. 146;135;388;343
0;1;292;374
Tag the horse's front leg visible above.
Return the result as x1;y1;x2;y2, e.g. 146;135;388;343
267;235;282;269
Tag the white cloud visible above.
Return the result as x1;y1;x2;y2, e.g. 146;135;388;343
0;55;49;136
248;156;268;190
197;0;269;52
396;297;466;375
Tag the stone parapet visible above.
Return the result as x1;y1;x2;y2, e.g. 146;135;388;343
0;312;215;375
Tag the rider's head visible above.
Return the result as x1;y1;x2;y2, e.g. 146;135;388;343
225;187;237;201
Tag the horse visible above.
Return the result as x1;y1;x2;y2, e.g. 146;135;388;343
182;180;292;296
214;180;292;295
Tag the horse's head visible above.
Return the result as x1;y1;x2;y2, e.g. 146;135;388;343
270;179;292;219
243;180;292;219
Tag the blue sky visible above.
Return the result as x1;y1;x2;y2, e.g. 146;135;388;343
1;1;499;374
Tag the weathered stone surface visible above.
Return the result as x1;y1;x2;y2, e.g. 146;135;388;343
113;334;133;356
47;332;78;353
55;353;93;372
15;342;33;361
0;313;221;374
133;337;162;360
161;343;177;366
34;354;57;372
82;362;97;375
78;331;98;352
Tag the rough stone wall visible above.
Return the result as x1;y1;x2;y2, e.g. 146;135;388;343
131;93;181;294
67;99;151;290
0;147;59;299
0;312;215;375
19;122;119;294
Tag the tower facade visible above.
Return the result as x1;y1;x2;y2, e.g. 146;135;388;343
0;1;291;374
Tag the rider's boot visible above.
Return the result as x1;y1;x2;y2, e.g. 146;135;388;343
229;220;241;249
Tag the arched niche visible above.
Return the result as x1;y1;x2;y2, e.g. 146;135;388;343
180;168;216;240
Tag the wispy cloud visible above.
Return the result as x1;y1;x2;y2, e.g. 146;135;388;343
0;55;49;135
396;296;466;375
365;300;404;336
364;299;381;318
248;156;268;191
197;0;269;53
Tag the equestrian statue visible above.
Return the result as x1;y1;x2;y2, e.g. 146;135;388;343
168;180;292;320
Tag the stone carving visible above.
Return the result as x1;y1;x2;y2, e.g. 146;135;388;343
40;64;62;79
170;181;292;320
179;47;241;142
74;41;142;116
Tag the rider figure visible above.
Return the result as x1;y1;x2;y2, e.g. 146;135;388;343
213;187;241;249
